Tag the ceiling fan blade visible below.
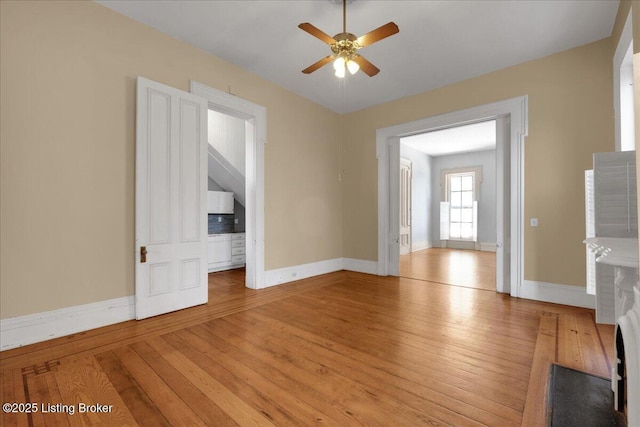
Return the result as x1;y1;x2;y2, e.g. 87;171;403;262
356;22;399;48
298;23;337;45
302;55;335;74
351;55;380;77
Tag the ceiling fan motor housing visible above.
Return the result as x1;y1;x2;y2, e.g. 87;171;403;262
331;33;360;58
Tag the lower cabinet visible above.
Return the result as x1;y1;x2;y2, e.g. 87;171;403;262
208;233;245;272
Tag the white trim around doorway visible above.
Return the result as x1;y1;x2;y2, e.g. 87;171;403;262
376;95;528;297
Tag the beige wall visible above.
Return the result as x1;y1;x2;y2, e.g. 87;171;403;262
0;0;621;320
0;1;343;319
341;38;614;287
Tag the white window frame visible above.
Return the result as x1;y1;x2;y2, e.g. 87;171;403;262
446;172;476;241
440;166;482;242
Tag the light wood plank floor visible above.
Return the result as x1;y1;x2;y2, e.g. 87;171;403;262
1;268;612;426
400;248;496;291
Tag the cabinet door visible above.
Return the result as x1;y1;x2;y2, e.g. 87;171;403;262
208;191;234;214
210;238;232;264
220;192;234;213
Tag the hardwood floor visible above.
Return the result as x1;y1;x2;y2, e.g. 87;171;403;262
400;248;496;291
1;268;612;426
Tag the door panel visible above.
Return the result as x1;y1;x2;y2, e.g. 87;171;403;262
136;77;208;320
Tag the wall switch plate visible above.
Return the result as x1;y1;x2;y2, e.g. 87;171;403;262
234;219;239;224
530;218;539;227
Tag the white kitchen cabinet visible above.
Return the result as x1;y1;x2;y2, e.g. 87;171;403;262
207;191;234;214
208;234;232;272
231;233;246;266
208;233;245;272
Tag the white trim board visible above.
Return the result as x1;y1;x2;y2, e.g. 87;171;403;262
520;280;595;309
263;257;379;288
263;258;343;288
342;258;379;275
0;296;135;351
411;241;432;252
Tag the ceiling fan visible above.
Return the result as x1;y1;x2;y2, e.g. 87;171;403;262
298;0;399;78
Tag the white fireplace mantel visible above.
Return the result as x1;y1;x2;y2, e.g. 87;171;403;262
585;237;640;425
585;237;638;268
585;237;639;319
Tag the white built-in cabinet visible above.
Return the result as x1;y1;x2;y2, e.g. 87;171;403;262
208;233;245;272
207;191;234;214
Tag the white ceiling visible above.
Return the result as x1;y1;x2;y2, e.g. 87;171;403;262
402;120;496;157
97;0;619;114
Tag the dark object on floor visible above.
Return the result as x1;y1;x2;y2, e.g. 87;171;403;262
547;364;626;426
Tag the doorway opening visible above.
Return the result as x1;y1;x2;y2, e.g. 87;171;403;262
398;120;497;291
206;108;248;287
191;81;266;290
376;96;528;296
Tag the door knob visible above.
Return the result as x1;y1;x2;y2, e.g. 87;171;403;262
140;246;147;263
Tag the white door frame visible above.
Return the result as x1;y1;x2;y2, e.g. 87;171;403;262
190;81;266;289
613;9;634;152
376;96;528;296
399;157;412;255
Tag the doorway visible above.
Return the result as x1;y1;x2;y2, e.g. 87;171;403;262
376;96;528;297
398;120;498;291
191;81;266;290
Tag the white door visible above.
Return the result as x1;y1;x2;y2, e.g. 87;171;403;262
135;77;208;320
399;158;412;255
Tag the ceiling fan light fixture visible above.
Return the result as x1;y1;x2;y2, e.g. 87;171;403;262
346;59;359;75
333;56;346;72
334;63;346;78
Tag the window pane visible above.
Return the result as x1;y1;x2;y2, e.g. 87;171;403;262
461;191;473;207
461;223;473;239
461;175;473;191
450;176;461;191
461;208;472;223
451;208;461;222
450;223;461;239
451;192;462;207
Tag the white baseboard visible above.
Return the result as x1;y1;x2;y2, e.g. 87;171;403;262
263;257;380;288
263;258;344;288
443;240;476;250
479;242;497;252
520;280;595;309
438;241;496;252
343;258;378;275
411;241;432;252
0;296;135;351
